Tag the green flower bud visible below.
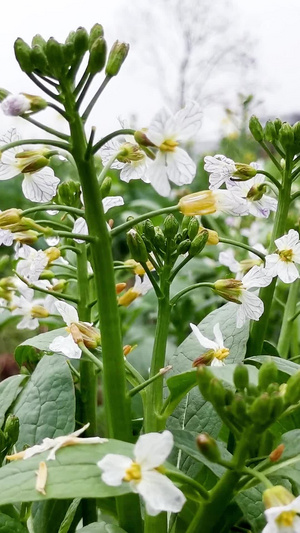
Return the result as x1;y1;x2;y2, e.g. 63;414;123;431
126;229;148;263
177;239;191;255
230;394;248;424
175;232;183;245
143;219;155;241
134;130;154;147
100;176;112;198
209;378;226;407
65;31;76;46
269;392;284;421
249;115;264;142
196;433;221;463
284;371;300;406
189;230;208;257
4;415;19;447
105;41;129;77
58;180;81;207
31;45;49;75
279;122;294;151
214;279;243;305
0;255;10;271
293;122;300;151
233;163;257;180
74;27;89;58
14;38;33;73
88;37;107;74
163;214;179;239
197;366;214;401
154;227;166;252
62;42;75;66
233;364;249;390
249;393;272;426
46;38;64;76
258;361;278;391
89;23;104;49
264;120;277;143
181;215;191;231
187;217;199;240
142;236;154;253
273;118;282;134
32;34;47;50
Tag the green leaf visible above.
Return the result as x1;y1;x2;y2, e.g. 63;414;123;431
0;375;27;428
262;341;279;357
57;498;81;533
15;328;67;365
77;523;127;532
13;354;75;450
0;512;27;533
32;499;74;533
0;442;135;504
248;356;300;377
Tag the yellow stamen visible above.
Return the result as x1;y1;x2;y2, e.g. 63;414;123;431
123;462;142;481
279;249;294;262
159;139;178;152
276;510;297;527
214;348;230;361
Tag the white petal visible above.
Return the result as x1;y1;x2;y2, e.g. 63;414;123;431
214;190;249;216
1;94;31;116
99;139;124;168
213;323;224;348
239;291;264;324
146;155;171;197
242;265;272;289
73;217;88;244
17;250;48;283
0;229;13;246
49;333;81;359
137;470;186;515
22;168;60;203
97;454;132;486
218;250;240;273
55;300;79;325
173;101;202;141
275;229;300;251
17;316;39;330
102;196;124;213
277;261;299;284
211;358;225;367
166;148;196;186
190;323;218;350
134;431;174;469
147;108;173;146
120;160;150;183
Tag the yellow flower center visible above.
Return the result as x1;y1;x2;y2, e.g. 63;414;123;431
214;348;230;361
279;249;294;262
159;139;178;152
123;462;142;482
276;510;297;527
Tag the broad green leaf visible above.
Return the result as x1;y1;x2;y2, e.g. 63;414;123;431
15;328;67;365
0;375;27;428
248;356;300;377
0;512;27;533
78;523;126;532
0;442;134;504
13;354;75;450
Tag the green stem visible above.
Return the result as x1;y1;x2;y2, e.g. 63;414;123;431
26;72;60;100
128;366;171;397
272;141;285;158
247;153;292;356
165;469;210;500
258;169;281;190
55;231;95;242
277;279;299;358
242;466;273;488
140;262;162;297
170;283;214;306
92;128;136;154
219;238;266;261
82;76;112;121
259;141;282;172
76;73;95;110
111;206;179;237
22;115;69;140
14;272;78;303
21;204;84;217
0;138;71;154
80;343;103;371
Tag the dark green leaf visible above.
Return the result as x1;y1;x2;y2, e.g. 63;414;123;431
0;375;27;428
15;328;67;365
0;512;27;533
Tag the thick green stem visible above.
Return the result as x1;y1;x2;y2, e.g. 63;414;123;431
247;155;292;356
277;279;299;358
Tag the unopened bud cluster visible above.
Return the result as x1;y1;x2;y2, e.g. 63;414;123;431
249;115;300;155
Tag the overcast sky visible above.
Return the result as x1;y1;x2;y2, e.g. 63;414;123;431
0;0;299;141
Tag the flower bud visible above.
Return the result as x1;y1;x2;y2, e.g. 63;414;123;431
284;371;300;406
279;122;294;151
134;130;154;147
293;121;300;151
23;94;48;113
192;350;215;367
143;219;156;241
249;115;264;142
209;378;226;407
249;393;272;426
233;364;249;390
233;163;257;180
74;27;89;57
269;392;284;421
189;230;208;257
31;45;49;74
99;177;112;199
118;288;140;307
46;38;64;76
179;191;217;216
76;322;101;349
0;277;15;290
187;217;199;240
196;433;221;463
88;37;107;74
105;41;129;77
269;444;285;462
1;94;31;116
0;209;23;229
14;38;33;73
177;239;191;255
230;394;248;423
126;229;148;263
14;151;50;174
58;180;81;207
163;214;179;239
89;23;104;49
32;34;47;50
154;227;166;252
264;120;277;143
198;226;219;245
273;118;282;134
13;230;39;245
51;279;68;292
3;415;19;448
214;279;243;304
197;365;214;401
258;361;278;391
263;485;294;509
39;270;55;280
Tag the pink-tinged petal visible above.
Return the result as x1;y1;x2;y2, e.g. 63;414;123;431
134;431;174;469
190;323;218;350
277;261;299;284
166;148;196;186
137;470;186;515
49;333;81;359
146;155;171;197
1;94;31;116
213;323;224;348
102;196;124;213
22;168;60;203
147;107;173;146
73;217;88;244
97;454;132;486
55;300;79;325
173;101;202;141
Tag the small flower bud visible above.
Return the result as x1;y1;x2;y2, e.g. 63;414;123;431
76;322;101;349
249;115;264;142
189;230;208;257
163;214;179;239
14;38;33;73
233;364;249;390
100;176;112;198
233;163;257;180
279;122;294;151
154;227;166;252
258;361;278;391
0;209;23;229
177;239;191;255
284;371;300;406
74;27;89;58
13;230;39;245
14;151;50;174
249;393;272;426
196;433;221;463
214;279;243;304
273;118;282;134
269;392;284;421
46;38;64;76
105;41;129;77
134;130;154;147
31;45;49;74
192;350;215;367
264;120;277;143
187;217;199;240
118;288;140;307
4;415;19;447
293;122;300;151
58;180;81;207
198;226;219;245
209;378;226;407
269;443;285;462
116;282;127;294
126;229;148;263
197;365;214;401
51;279;68;292
32;34;47;49
123;344;136;357
39;270;55;280
1;94;30;116
88;37;107;74
89;23;104;49
230;394;248;423
144;219;156;241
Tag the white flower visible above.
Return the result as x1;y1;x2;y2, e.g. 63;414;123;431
179;189;249;217
190;322;229;366
219;245;265;280
49;301;82;359
237;266;273;328
1;94;31;116
0;228;14;246
265;229;300;283
100;138;149;183
145;101;202;197
98;430;186;516
204;154;237;189
0;129;60;203
6;423;107;462
227;175;277;218
262;486;300;533
11;293;54;330
16;245;48;283
72;196;124;243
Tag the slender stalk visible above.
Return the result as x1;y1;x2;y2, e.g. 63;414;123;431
247;153;293;356
82;76;112;121
14;273;78;303
257;169;281;190
259;141;282;172
170;282;214;306
128;366;171;398
54;231;95;242
111;205;179;237
26;72;60;100
22;204;84;217
22;115;69;140
0;138;71;154
92;129;136;154
169;254;193;282
277;279;299;358
218;238;266;261
76;73;95;110
47;101;68;119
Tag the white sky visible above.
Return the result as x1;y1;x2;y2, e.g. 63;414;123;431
0;0;299;141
